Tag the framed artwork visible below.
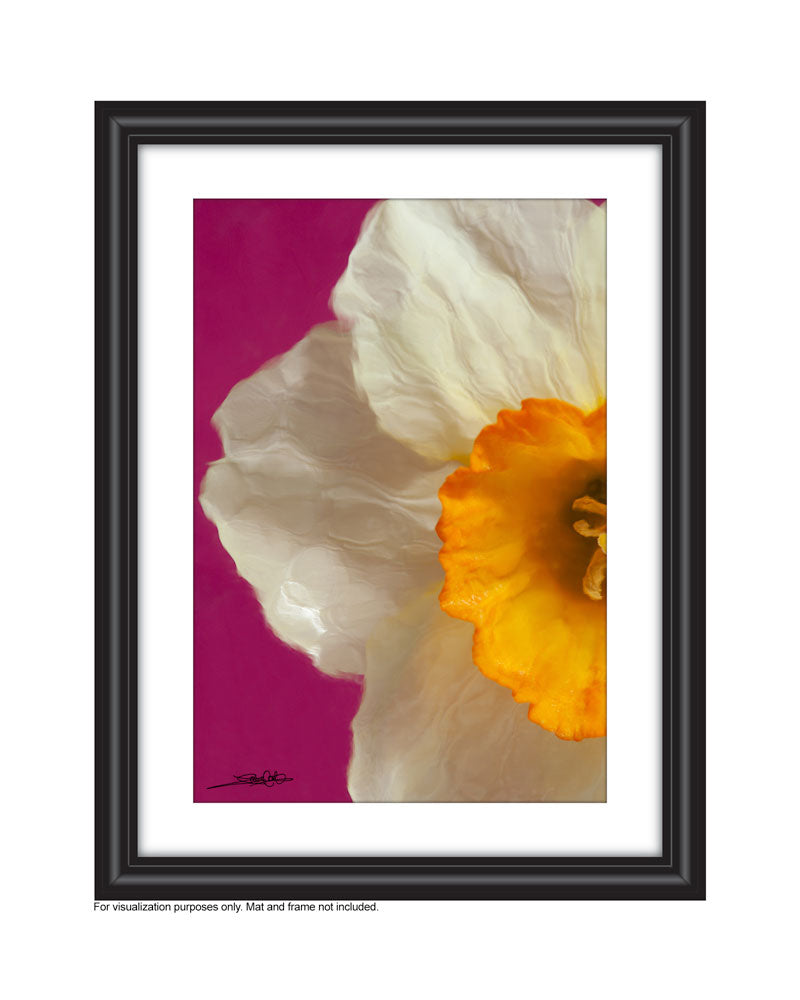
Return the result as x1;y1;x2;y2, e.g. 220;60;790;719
96;101;705;899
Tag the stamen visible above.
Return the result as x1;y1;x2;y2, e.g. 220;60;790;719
571;495;607;601
573;519;605;538
572;495;606;518
581;547;607;601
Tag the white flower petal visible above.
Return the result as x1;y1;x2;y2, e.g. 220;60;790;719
332;199;606;461
349;590;606;801
200;323;457;676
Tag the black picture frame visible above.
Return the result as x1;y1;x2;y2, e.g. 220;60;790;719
96;101;705;901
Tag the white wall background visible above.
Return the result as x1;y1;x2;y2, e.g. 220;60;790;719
1;3;796;997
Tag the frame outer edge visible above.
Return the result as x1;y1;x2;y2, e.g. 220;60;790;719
680;107;706;898
94;102;706;901
97;109;131;895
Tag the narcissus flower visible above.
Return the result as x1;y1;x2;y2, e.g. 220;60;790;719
200;199;607;801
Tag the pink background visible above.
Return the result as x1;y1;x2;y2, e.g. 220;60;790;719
194;200;378;802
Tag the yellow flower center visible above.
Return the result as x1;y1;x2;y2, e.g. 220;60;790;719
436;398;606;741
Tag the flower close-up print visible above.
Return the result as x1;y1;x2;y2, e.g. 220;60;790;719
196;198;607;803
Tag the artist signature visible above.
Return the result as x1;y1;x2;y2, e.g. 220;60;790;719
206;770;294;790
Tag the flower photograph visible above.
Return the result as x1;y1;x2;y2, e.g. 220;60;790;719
195;198;606;803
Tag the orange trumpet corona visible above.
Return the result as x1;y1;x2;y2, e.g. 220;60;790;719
436;399;607;741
